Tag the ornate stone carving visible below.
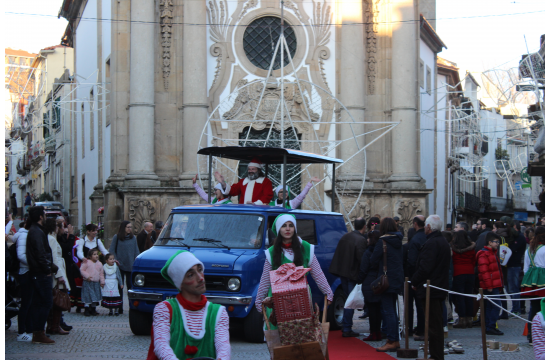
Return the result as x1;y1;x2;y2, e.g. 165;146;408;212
364;0;380;95
128;199;156;234
207;0;231;93
160;0;174;90
395;199;422;231
238;0;258;20
310;0;332;90
338;198;371;230
284;0;302;21
222;79;320;122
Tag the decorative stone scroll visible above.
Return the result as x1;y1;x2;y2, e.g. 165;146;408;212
207;0;231;94
365;0;380;94
128;199;156;234
238;0;258;20
310;0;332;90
160;0;174;90
395;199;422;231
284;0;303;21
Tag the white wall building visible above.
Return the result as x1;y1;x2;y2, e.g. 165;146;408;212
66;0;112;225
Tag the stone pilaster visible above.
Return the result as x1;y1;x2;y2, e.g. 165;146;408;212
125;0;160;187
388;0;422;188
89;184;104;225
103;184;123;249
338;0;369;187
179;0;208;187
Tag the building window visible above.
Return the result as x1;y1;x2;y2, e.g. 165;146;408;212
419;59;425;89
105;57;111;127
53;97;61;130
243;16;297;70
89;89;94;150
497;179;503;197
426;66;432;95
81;103;85;158
81;175;86;224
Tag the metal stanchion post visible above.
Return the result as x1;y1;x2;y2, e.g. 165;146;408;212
416;280;430;360
398;277;418;358
479;288;488;360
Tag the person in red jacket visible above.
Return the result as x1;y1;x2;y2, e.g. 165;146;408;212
214;158;273;205
476;232;504;335
451;230;476;328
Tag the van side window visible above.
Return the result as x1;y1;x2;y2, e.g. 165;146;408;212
297;219;317;245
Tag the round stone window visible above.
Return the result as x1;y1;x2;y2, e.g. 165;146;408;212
243;16;297;70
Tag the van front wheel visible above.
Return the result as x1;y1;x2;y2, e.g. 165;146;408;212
327;287;345;330
243;307;265;343
129;309;153;335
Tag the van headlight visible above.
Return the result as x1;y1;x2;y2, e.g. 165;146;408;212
227;277;241;291
134;274;145;287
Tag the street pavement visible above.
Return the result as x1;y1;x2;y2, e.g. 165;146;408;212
5;292;536;360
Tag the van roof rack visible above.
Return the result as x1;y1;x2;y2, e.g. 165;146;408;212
197;146;343;212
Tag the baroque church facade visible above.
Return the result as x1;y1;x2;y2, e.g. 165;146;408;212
60;0;448;242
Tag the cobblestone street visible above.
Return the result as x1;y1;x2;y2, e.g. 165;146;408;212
5;291;536;360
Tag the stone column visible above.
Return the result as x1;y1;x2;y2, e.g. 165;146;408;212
388;0;422;187
179;0;208;187
125;0;160;187
339;0;369;185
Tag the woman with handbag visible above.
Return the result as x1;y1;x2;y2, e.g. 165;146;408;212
44;219;71;335
358;230;383;341
370;217;404;352
255;214;333;329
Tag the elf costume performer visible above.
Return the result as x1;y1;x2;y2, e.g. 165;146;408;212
255;214;333;329
214;158;273;205
192;174;232;205
147;251;230;360
268;177;320;209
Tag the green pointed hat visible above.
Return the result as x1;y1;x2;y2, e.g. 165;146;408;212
161;250;204;291
272;213;297;235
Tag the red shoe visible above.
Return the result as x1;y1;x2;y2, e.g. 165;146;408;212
363;331;382;341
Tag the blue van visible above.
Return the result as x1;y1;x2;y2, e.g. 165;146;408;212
128;203;349;342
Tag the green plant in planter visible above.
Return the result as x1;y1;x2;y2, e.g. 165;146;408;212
495;147;509;160
38;192;54;201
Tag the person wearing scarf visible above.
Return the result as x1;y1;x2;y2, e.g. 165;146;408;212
108;221;140;314
147;250;230;360
255;214;333;329
192;174;232;205
268;177;320;209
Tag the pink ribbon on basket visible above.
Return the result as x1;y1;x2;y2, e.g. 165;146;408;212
274;263;311;284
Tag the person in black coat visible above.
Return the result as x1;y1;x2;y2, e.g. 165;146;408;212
474;218;492;252
370;217;404;352
411;215;451;360
358;230;382;341
329;218;368;337
406;215;427;337
507;221;527;314
26;206;57;344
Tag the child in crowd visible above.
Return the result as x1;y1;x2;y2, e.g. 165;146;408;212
101;254;124;316
80;248;105;316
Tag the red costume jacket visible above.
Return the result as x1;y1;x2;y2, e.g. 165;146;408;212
476;246;503;289
223;176;273;205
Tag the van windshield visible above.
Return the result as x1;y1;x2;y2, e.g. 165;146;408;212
155;213;265;249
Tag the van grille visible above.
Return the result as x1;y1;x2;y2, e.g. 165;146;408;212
137;273;228;291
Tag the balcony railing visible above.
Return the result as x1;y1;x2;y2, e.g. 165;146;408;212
456;191;484;213
465;192;481;212
489;197;514;212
